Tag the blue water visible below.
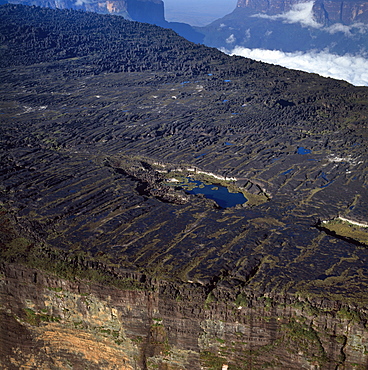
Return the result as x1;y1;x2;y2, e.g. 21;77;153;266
282;169;293;175
321;181;334;188
181;178;247;208
318;172;334;188
297;147;312;155
319;172;329;182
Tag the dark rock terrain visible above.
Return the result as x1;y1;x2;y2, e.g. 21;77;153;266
0;5;367;369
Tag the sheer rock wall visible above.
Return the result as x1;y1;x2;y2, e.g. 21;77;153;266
1;263;367;369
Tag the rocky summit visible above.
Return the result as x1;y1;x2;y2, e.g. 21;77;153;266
0;5;367;369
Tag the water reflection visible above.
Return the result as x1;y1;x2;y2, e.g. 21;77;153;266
178;178;247;208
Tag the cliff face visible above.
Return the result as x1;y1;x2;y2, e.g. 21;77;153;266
236;0;368;25
236;0;302;15
313;0;368;25
1;263;367;369
7;0;165;23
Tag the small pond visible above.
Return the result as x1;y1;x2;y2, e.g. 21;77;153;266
177;178;247;208
297;147;312;155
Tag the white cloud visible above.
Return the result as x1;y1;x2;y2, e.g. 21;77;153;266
227;47;368;86
244;28;251;41
252;1;321;28
326;22;368;35
226;34;236;44
75;0;90;5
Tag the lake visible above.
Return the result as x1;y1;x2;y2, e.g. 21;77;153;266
178;178;247;208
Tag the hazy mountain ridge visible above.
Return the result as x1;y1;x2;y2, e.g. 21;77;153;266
236;0;368;25
2;0;165;23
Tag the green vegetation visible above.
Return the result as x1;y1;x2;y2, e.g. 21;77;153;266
216;337;226;344
200;350;227;370
282;319;328;366
337;307;361;323
204;292;216;308
2;238;32;260
235;293;249;307
0;233;149;292
23;308;60;326
48;287;63;292
322;219;368;245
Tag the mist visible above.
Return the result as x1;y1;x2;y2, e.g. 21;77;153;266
253;1;320;28
227;47;368;86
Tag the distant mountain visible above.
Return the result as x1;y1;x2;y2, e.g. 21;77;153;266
236;0;368;25
1;0;204;42
198;0;368;54
0;0;165;22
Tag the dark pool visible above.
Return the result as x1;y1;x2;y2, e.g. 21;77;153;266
180;178;247;208
297;147;312;155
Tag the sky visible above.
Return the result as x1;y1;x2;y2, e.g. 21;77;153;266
163;0;237;26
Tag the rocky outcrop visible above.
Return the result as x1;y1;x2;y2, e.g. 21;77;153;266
236;0;368;25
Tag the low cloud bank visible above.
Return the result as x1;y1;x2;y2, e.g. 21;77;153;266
228;47;368;86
